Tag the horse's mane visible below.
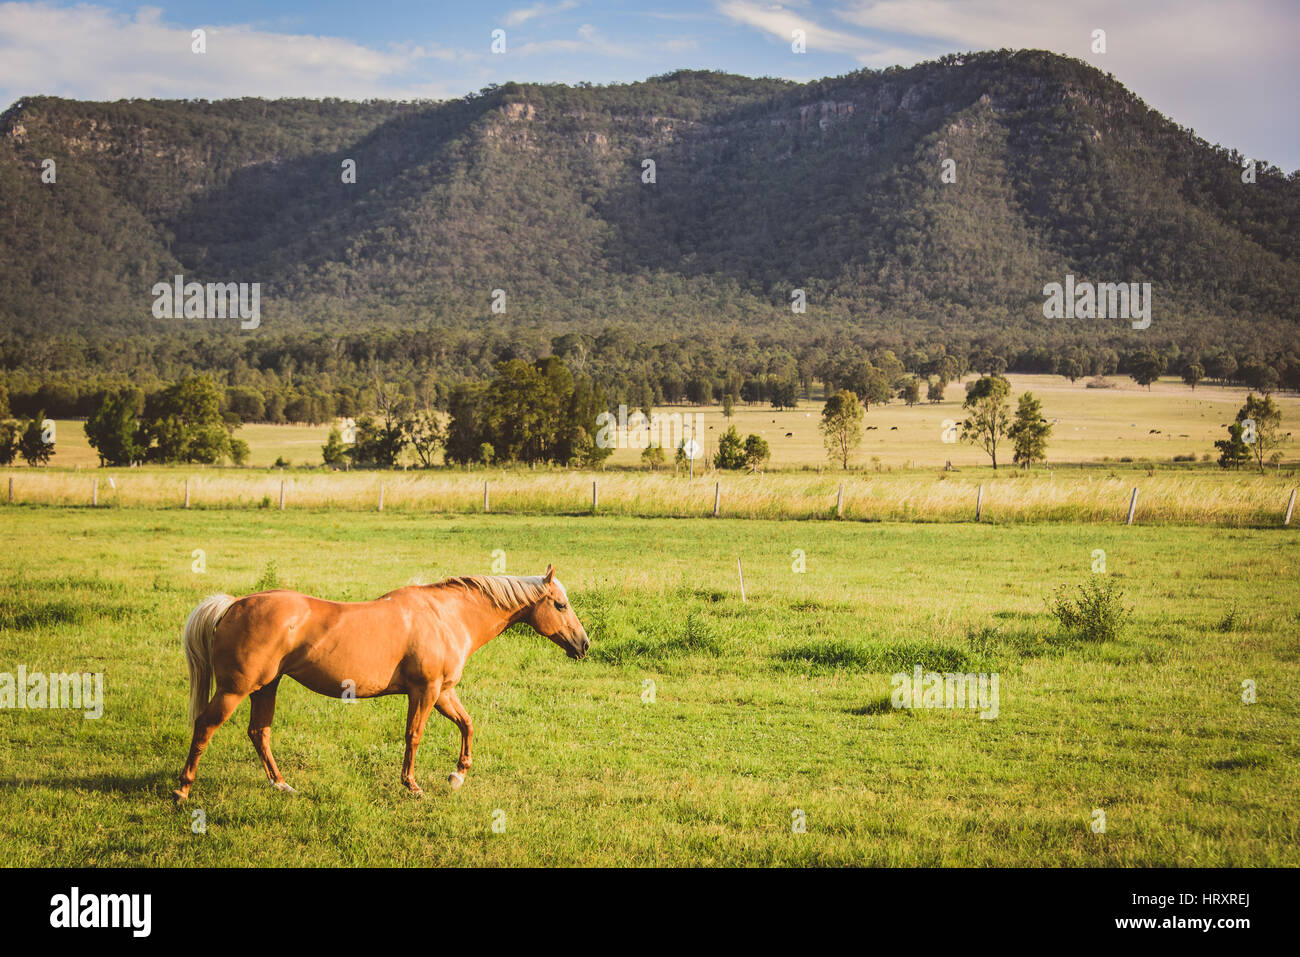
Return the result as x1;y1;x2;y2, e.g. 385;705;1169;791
435;575;548;610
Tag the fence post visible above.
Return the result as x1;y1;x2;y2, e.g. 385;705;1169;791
378;483;384;512
483;481;490;513
713;482;721;518
1285;488;1296;526
279;481;286;511
836;483;845;519
737;558;746;603
592;480;598;514
184;478;190;509
1126;487;1139;526
92;478;98;507
975;484;983;522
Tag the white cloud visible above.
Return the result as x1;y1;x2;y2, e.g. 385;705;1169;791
716;1;888;59
0;2;468;104
503;0;579;28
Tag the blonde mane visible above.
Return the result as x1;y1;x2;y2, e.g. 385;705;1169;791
436;575;548;610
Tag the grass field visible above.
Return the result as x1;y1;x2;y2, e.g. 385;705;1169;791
0;508;1296;866
35;374;1300;470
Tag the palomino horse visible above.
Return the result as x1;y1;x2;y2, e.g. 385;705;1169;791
172;565;587;800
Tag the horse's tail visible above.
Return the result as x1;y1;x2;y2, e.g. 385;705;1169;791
182;594;236;725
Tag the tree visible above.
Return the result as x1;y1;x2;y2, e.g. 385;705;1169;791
820;389;863;470
1060;357;1085;383
926;377;946;403
445;383;487;465
18;416;54;466
1207;352;1238;385
743;434;770;471
721;394;735;418
322;425;348;468
714;425;747;469
1126;349;1167;390
348;413;406;467
1237;393;1283;473
1008;392;1052;469
899;378;921;406
641;445;666;470
859;367;892;410
84;387;144;466
0;419;19;465
229;438;250;465
1215;422;1250;470
403;408;444;467
961;375;1012;469
139;375;232;464
1181;362;1204;391
770;380;798;410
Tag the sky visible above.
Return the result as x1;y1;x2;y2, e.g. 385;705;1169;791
1;0;1296;170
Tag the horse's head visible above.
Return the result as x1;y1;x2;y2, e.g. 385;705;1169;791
526;565;589;660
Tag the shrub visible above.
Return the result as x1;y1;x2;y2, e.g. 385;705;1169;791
1049;579;1130;642
253;560;282;592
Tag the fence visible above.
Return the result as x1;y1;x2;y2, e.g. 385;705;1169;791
2;469;1297;526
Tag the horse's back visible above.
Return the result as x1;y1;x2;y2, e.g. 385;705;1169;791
213;588;433;697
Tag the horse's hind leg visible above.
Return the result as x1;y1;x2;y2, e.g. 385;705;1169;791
248;679;294;793
173;691;245;801
400;684;438;797
435;688;474;791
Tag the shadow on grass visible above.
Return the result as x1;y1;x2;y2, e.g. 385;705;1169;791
0;771;172;796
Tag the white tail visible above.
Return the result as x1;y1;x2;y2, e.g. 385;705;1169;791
182;594;236;725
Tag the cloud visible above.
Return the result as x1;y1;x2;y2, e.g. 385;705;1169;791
503;0;580;28
0;2;468;104
513;22;642;60
716;1;888;59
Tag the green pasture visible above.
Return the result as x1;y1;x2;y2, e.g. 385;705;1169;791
0;508;1295;865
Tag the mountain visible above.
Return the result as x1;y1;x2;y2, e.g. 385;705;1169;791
1;49;1297;352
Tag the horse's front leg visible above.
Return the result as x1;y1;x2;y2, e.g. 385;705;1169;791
401;684;438;796
435;688;474;790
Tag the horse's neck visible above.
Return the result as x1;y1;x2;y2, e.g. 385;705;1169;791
444;587;530;653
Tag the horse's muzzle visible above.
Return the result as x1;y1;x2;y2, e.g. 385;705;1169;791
568;634;590;660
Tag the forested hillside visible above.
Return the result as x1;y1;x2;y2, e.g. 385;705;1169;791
1;49;1297;412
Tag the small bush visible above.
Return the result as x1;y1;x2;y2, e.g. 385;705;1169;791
254;560;282;592
1049;579;1131;643
965;624;1001;656
1217;604;1239;633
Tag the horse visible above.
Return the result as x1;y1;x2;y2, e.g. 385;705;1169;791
172;565;588;801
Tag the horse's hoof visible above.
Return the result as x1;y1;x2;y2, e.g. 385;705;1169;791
272;781;297;794
172;789;188;803
448;772;465;791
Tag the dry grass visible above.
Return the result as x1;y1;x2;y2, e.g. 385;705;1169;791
5;466;1296;526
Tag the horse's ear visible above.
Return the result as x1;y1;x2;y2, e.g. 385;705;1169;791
543;564;555;584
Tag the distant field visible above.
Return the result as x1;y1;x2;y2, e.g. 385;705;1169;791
35;374;1300;470
0;510;1295;866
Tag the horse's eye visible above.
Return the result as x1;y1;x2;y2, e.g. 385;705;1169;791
554;601;568;611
